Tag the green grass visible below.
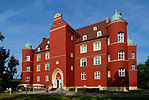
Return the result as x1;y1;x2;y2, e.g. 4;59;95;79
0;94;149;100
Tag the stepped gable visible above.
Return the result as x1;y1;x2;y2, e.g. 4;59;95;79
34;38;50;53
75;20;108;43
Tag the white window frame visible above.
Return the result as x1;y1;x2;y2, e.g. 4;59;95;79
93;26;97;31
108;53;110;62
83;35;87;40
38;47;40;52
37;65;41;71
26;66;30;72
93;42;101;51
118;32;124;42
81;72;86;80
131;64;135;70
97;31;102;37
71;66;73;71
45;53;50;60
108;70;111;78
37;76;40;82
94;56;101;65
47;41;50;44
80;58;87;67
45;45;49;50
70;34;73;40
45;64;50;71
45;75;49;82
119;68;125;77
80;45;87;53
25;76;30;82
37;54;41;61
70;52;73;58
118;50;125;60
131;52;135;59
94;71;100;80
108;36;110;45
26;55;30;61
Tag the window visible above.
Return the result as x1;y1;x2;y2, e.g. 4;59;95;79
26;66;30;72
59;22;61;24
118;50;124;60
131;64;135;70
131;52;135;59
83;35;87;40
54;24;56;27
70;52;73;58
93;42;101;51
80;58;87;67
25;76;30;82
93;26;97;31
71;66;73;71
45;45;49;50
37;76;40;82
108;36;110;45
26;55;30;61
45;53;50;60
118;32;124;42
108;53;110;62
37;54;41;61
80;45;87;53
45;64;50;71
47;41;50;44
97;31;102;37
81;72;86;80
94;71;100;80
38;48;40;52
119;68;125;77
94;56;101;65
70;34;73;40
108;70;111;78
37;65;40;71
45;75;49;82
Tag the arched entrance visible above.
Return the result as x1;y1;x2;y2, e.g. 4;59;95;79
52;68;63;88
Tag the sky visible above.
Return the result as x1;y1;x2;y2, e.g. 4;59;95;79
0;0;149;78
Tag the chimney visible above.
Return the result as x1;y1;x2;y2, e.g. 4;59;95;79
106;16;109;23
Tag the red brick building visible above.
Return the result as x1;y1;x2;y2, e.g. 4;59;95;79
22;11;137;91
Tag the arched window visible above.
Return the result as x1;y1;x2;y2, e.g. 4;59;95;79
83;35;87;40
94;71;100;80
46;45;49;50
118;50;124;60
118;32;124;42
80;58;87;67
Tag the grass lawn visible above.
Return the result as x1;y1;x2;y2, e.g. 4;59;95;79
0;94;149;100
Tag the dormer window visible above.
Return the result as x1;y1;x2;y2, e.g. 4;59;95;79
83;35;87;40
54;24;56;27
46;45;49;50
59;22;61;24
97;31;102;37
93;26;97;31
47;41;50;44
38;48;40;52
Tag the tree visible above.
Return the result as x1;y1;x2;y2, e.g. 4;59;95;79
0;32;4;41
137;56;149;89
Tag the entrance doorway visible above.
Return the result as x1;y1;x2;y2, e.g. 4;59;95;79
52;70;63;88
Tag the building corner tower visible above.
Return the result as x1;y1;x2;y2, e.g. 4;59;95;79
107;10;129;91
22;41;33;86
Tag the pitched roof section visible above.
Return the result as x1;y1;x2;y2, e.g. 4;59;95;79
75;20;108;43
34;38;50;53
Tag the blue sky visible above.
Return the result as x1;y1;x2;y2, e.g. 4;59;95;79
0;0;149;78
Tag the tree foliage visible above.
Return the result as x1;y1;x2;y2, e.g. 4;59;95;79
0;33;19;91
137;56;149;89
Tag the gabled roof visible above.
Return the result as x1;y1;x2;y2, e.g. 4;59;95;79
75;20;108;43
34;38;50;53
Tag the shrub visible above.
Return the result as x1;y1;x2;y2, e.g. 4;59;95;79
69;88;75;91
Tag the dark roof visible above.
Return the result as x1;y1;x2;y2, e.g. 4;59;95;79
34;38;50;53
75;20;108;43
